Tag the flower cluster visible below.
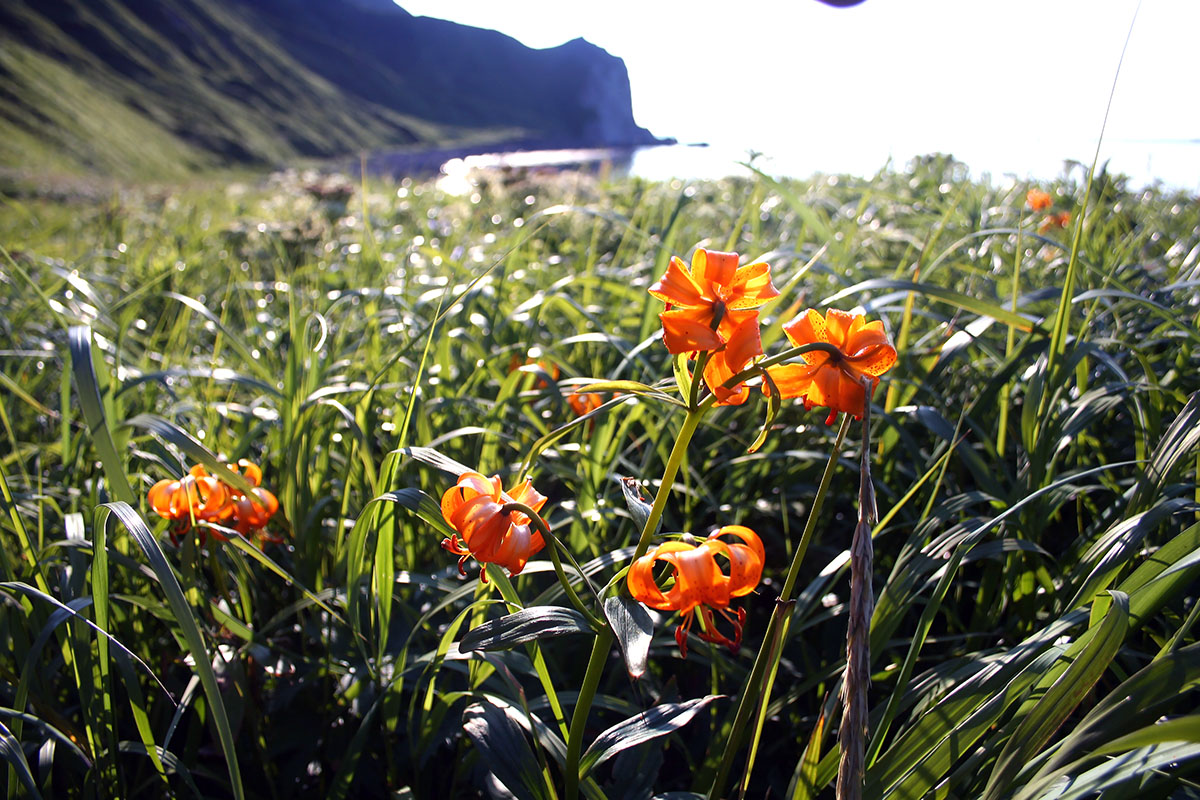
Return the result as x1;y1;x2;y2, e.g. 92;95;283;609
1027;188;1071;233
148;460;280;545
435;246;897;664
627;526;765;657
440;470;547;579
650;247;896;422
649;248;779;405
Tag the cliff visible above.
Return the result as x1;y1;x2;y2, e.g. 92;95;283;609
0;0;660;177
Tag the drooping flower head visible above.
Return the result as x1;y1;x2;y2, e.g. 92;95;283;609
149;459;280;545
649;248;779;405
765;309;897;424
1026;188;1052;211
441;471;548;579
627;525;765;657
148;473;229;528
192;460;281;540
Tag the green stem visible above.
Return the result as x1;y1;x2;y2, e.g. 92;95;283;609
705;414;853;799
781;415;854;601
566;397;709;800
564;627;614;800
631;407;706;563
501;502;604;629
689;351;711;410
726;341;842;387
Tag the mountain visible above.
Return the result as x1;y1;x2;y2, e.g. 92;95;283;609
0;0;660;178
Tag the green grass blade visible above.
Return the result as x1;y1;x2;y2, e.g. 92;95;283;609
96;502;245;800
0;720;42;800
68;326;136;505
982;591;1130;800
824;278;1041;333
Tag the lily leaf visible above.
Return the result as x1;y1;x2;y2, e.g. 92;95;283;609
748;367;782;454
400;445;474;478
572;379;683;407
620;476;658;538
462;700;551;800
460;607;594;652
579;695;721;777
604;595;654;679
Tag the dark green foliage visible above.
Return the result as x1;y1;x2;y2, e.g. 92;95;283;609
0;159;1197;797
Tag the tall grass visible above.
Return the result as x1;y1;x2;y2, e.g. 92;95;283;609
0;159;1198;798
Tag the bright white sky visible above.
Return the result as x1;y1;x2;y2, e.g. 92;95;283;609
396;1;1200;188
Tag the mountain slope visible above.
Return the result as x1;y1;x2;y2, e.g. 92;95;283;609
0;0;656;177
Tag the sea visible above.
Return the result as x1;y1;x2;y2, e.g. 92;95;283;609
409;138;1200;195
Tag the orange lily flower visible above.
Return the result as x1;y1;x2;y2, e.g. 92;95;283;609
440;471;548;579
1026;188;1052;211
156;460;281;544
567;389;602;417
649;248;779;405
627;525;764;657
194;460;281;538
231;488;281;539
148;472;230;539
765;309;896;424
1039;210;1071;233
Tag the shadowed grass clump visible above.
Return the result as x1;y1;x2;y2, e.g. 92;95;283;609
0;158;1197;798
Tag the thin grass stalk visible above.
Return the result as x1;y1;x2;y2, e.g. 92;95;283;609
837;390;877;800
705;415;852;799
997;214;1025;457
1037;2;1140;431
737;597;796;800
0;460;48;593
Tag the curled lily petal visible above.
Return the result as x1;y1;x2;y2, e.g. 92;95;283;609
627;551;673;610
648;256;707;307
627;526;765;657
728;262;780;309
660;308;724;354
234;487;279;535
703;350;751;407
770;308;897;421
229;459;263;486
648;248;780;402
694;248;738;289
440;470;548;577
711;526;765;597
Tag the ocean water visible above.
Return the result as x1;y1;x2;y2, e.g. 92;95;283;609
420;138;1198;194
623;140;1200;193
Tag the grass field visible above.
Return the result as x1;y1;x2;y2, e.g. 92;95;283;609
1;156;1198;799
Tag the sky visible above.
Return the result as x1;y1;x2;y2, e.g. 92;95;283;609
396;1;1200;189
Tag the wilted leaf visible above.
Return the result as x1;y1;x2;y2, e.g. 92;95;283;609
619;476;657;538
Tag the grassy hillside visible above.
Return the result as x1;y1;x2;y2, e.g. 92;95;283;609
1;158;1198;797
0;0;650;180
